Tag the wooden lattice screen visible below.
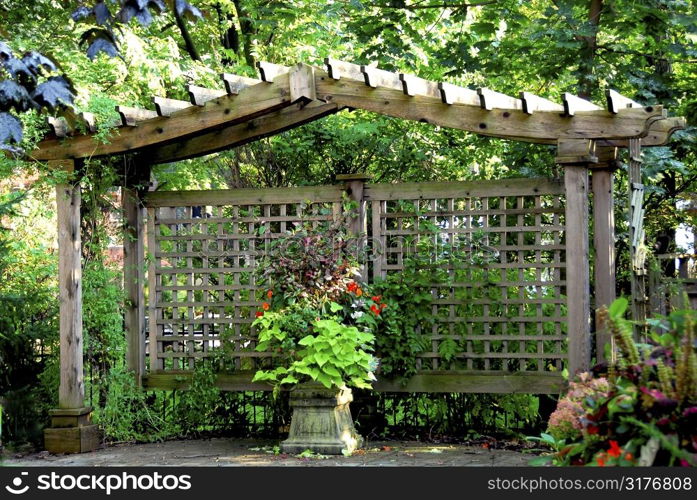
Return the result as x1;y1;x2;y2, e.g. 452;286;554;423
367;179;567;375
143;178;568;393
145;186;344;373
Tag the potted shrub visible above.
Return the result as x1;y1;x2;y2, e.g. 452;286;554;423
250;209;384;455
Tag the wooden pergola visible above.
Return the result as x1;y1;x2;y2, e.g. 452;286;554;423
31;59;685;453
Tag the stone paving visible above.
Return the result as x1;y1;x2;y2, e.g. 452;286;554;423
2;438;537;467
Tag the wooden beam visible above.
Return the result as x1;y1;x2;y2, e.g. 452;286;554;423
147;206;161;372
222;73;261;95
142;371;565;394
361;64;402;89
123;186;146;380
32;77;293;160
116;105;159;126
257;61;289;82
606;89;641;114
561;158;591;377
145;184;345;207
48;116;70;138
477;87;524;111
438;82;480;106
599;116;686;147
48;111;98;137
592;167;616;364
399;73;441;98
337;173;370;278
556;138;598;164
289;63;316;104
314;69;664;144
146;101;338;164
187;85;226;106
324;58;364;81
563;92;602;116
52;159;85;409
520;92;564;115
152;96;192;117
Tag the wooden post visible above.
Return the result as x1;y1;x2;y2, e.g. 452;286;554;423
337;173;370;279
558;140;593;377
123;187;145;381
44;159;99;454
591;150;618;364
628;138;648;333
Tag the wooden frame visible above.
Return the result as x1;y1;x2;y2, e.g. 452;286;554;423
32;57;685;426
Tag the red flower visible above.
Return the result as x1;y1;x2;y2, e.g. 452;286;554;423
380;303;387;310
372;295;382;303
255;311;264;318
370;304;381;316
624;452;634;461
267;289;273;299
347;281;358;292
597;457;605;467
607;440;622;458
586;424;600;435
262;302;270;311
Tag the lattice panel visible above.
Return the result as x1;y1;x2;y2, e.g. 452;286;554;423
146;188;343;373
367;179;568;373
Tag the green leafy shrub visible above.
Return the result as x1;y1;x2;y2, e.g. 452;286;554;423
534;298;697;466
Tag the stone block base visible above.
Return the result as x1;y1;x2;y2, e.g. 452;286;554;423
44;407;100;454
281;384;363;455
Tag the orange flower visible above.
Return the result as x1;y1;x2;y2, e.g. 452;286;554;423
624;452;634;461
607;440;622;458
597;457;605;467
262;302;270;311
255;311;264;318
356;287;363;297
267;289;273;299
380;303;387;310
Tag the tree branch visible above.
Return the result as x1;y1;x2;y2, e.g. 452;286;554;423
173;6;201;61
373;1;496;10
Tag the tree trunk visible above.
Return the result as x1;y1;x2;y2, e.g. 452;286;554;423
578;0;603;100
174;6;201;61
232;0;256;69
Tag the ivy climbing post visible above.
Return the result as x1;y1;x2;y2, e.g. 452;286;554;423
44;159;99;454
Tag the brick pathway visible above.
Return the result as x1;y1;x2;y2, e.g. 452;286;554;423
4;438;536;467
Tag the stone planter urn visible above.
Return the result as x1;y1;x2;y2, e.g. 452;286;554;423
281;382;363;455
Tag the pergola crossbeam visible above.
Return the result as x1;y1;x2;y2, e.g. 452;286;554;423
30;59;684;162
257;61;289;82
520;92;564;114
152;96;192;117
477;87;523;111
563;92;603;116
187;85;227;106
116;106;159;127
145;101;339;164
222;73;262;94
606;89;642;114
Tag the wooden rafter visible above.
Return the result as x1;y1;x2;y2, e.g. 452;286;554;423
30;59;684;162
145;101;339;164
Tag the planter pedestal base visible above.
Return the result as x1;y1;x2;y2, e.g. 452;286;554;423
281;384;363;455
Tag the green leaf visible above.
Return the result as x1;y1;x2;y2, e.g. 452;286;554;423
608;297;628;319
329;301;343;312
